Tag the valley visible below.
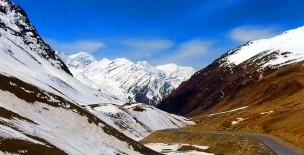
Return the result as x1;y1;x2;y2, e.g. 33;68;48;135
0;0;191;154
156;27;304;154
1;0;304;154
141;129;303;155
156;60;304;153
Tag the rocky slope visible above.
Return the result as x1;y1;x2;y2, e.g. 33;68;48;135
0;0;71;76
58;52;195;105
157;26;304;149
0;0;192;154
158;26;304;116
185;61;304;149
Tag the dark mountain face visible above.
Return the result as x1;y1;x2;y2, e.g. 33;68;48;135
157;27;304;116
0;0;72;76
157;52;265;116
180;61;304;149
158;57;291;116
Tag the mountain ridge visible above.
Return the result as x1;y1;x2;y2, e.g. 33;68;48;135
0;0;192;154
58;51;195;105
158;25;304;116
0;0;72;76
156;25;304;149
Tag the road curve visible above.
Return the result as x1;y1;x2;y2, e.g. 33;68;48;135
164;129;304;155
246;134;299;155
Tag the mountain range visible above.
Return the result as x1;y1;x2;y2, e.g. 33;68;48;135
0;0;192;154
1;0;304;153
57;52;195;105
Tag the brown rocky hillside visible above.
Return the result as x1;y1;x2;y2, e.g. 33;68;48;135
157;27;304;148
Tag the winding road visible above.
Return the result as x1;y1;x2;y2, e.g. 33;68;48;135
164;129;304;155
248;134;299;155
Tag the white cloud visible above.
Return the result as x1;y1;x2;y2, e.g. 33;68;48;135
151;39;213;68
120;38;174;59
122;39;173;51
45;37;212;69
230;26;279;43
176;39;211;58
45;39;105;54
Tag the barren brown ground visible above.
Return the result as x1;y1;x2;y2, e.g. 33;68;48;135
141;130;276;155
187;62;304;150
156;61;304;154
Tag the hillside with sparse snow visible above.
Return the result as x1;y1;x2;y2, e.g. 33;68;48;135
158;25;304;116
156;25;304;150
85;103;193;140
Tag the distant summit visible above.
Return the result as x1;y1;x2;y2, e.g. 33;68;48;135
59;52;195;105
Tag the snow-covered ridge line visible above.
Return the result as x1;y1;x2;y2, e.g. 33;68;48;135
57;51;195;105
0;0;72;75
221;26;304;68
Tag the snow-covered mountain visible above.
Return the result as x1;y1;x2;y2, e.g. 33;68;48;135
220;26;304;69
58;52;195;105
158;26;304;116
85;103;193;141
0;0;193;154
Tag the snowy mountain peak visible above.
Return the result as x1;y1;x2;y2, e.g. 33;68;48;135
0;0;72;75
100;58;111;63
111;58;134;66
156;63;179;75
222;25;304;69
156;63;195;80
69;51;95;59
59;52;195;105
65;52;96;69
137;61;160;73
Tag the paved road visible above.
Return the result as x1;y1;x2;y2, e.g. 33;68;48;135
245;134;299;155
164;129;303;155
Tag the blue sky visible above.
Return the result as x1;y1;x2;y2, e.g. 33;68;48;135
12;0;304;69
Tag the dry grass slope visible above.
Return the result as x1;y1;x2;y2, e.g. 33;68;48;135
141;130;276;155
188;61;304;149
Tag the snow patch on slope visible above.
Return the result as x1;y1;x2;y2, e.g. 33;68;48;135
145;143;213;155
0;91;142;155
85;103;194;140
